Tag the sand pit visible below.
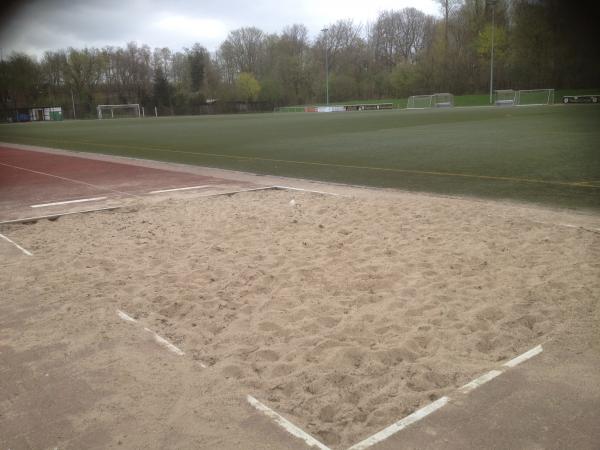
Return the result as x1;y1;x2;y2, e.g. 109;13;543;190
1;188;599;448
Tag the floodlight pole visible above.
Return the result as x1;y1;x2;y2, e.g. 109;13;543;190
489;0;496;104
321;28;329;105
70;88;77;120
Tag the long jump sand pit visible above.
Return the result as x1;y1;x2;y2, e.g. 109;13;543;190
1;187;599;448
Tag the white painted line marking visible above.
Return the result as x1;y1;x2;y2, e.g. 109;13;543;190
0;233;33;256
504;344;543;368
115;309;207;366
143;327;185;356
347;397;449;450
247;395;331;450
0;161;141;198
116;309;137;323
272;185;341;196
31;196;107;208
149;185;212;194
0;205;122;225
459;370;502;394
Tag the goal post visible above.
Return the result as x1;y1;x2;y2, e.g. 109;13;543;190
432;93;454;108
407;93;454;109
494;89;516;106
407;95;433;109
515;89;555;106
97;104;141;119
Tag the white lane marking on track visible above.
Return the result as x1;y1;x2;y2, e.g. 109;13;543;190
504;345;543;368
143;327;185;356
247;395;331;450
149;185;212;194
31;196;107;208
0;232;33;256
347;397;449;450
459;370;503;394
0;161;141;198
117;309;137;323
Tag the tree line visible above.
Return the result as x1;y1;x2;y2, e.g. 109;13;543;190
1;0;597;118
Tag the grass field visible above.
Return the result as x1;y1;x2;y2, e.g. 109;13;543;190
1;104;599;210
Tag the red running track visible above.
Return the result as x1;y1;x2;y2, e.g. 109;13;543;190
0;146;251;222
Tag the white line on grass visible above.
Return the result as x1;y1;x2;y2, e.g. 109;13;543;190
347;397;449;450
459;370;503;394
503;344;543;368
0;233;33;256
149;185;212;194
144;327;185;356
247;395;331;450
31;196;107;208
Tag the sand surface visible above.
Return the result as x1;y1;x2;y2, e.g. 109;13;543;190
1;187;599;449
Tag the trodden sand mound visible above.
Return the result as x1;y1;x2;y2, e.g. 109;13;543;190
2;188;599;448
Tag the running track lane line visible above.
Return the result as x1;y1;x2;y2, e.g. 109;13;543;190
148;185;212;194
0;232;33;256
0;161;143;199
31;196;108;208
4;138;600;190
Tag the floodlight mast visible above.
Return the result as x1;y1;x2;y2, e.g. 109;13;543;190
321;28;329;105
488;0;497;104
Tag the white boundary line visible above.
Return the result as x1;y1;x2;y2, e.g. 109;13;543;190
117;309;137;323
347;397;449;450
504;344;543;368
247;395;331;450
0;206;123;225
342;344;543;449
115;309;208;364
271;185;342;196
459;370;503;394
149;185;212;194
143;327;185;356
0;232;33;256
31;196;107;208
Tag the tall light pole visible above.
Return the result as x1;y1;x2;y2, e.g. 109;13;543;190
321;28;329;105
488;0;497;104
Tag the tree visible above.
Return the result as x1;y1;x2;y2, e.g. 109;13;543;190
153;65;171;111
235;72;261;102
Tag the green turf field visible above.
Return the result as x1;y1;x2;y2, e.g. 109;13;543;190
1;104;599;210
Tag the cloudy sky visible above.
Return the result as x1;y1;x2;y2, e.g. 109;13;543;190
0;0;439;57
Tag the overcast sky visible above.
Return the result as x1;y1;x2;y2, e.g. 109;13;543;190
0;0;439;58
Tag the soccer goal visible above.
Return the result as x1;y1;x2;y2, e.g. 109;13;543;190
407;95;433;109
515;89;555;106
97;104;141;119
432;93;454;108
494;90;516;106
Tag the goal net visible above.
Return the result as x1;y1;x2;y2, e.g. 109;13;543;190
432;93;454;108
97;104;141;119
407;95;433;109
515;89;554;106
494;90;516;106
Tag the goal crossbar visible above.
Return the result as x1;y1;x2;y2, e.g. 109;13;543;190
97;104;141;119
515;89;555;106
